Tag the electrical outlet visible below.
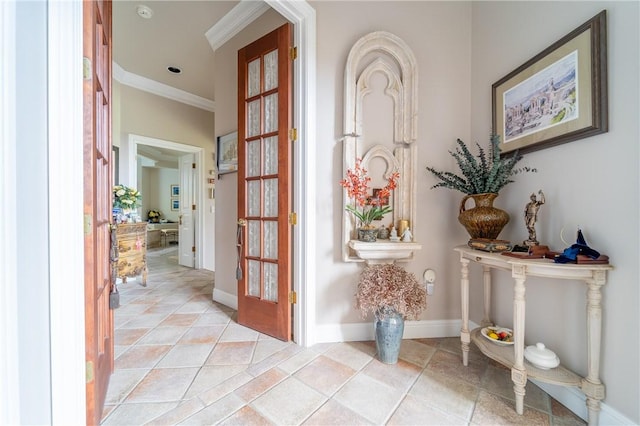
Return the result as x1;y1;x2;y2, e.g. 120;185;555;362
423;269;436;296
426;282;435;296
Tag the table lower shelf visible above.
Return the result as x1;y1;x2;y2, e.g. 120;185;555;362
470;328;582;387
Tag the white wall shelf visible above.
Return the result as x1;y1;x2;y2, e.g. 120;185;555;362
348;240;422;264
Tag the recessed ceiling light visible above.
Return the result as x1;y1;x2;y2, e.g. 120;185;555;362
167;66;182;75
136;5;153;19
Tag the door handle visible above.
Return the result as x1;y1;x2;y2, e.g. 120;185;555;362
236;219;246;280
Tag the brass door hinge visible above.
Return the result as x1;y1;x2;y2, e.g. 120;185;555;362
83;57;92;80
289;291;297;304
192;204;196;210
289;128;297;141
84;214;92;235
289;212;297;225
192;246;196;253
289;46;297;61
192;163;196;168
86;361;94;383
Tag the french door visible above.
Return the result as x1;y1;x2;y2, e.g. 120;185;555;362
83;0;113;423
236;23;293;341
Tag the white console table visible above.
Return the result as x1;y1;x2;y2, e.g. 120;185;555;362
454;245;612;425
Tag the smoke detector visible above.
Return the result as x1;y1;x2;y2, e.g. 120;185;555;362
136;5;154;19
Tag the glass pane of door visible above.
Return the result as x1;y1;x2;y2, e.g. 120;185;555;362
264;93;278;133
248;58;261;97
248;220;260;257
264;263;278;302
247;100;260;137
264;221;277;259
247;140;260;177
264;136;278;175
264;50;278;91
264;178;278;218
248;260;260;297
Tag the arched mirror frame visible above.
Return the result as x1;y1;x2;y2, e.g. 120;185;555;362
341;31;419;262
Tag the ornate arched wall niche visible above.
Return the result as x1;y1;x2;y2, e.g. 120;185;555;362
342;31;420;262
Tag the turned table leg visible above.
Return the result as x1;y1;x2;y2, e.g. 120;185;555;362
582;271;606;426
512;265;527;415
481;265;493;327
460;257;470;366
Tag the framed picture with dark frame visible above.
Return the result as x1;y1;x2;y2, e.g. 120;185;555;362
370;188;389;206
171;184;180;197
492;10;607;155
216;131;238;174
171;198;180;211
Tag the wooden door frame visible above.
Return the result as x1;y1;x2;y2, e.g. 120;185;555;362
1;1;20;423
1;3;86;423
49;1;87;423
267;0;317;347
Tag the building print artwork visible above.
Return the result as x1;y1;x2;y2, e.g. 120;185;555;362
221;139;237;163
217;131;239;174
503;50;578;143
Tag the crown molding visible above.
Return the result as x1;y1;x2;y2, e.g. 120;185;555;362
112;62;216;112
205;0;270;51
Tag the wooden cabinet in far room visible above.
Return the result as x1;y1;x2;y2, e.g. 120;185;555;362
115;222;148;286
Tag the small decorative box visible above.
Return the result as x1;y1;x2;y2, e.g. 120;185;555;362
468;238;513;252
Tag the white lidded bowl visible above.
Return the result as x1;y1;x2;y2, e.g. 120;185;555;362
524;343;560;369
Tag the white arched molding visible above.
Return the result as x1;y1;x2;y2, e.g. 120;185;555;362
356;58;402;142
343;31;418;143
361;145;400;181
342;31;418;262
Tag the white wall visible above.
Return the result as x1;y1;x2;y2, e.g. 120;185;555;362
470;2;639;422
312;0;473;324
141;167;180;222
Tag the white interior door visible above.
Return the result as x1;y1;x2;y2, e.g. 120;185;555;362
179;153;195;267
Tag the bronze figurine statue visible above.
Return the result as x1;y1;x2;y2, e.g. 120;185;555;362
524;190;545;246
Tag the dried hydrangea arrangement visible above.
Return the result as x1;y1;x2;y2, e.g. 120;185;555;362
355;264;427;320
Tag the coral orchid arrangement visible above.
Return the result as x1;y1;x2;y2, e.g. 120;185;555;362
355;264;427;320
340;159;399;229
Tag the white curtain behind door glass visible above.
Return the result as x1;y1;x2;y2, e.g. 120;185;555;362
264;50;278;91
264;136;278;174
248;58;260;97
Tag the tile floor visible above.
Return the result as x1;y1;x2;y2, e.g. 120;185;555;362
101;246;586;425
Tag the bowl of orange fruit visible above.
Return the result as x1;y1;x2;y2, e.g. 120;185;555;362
481;326;514;345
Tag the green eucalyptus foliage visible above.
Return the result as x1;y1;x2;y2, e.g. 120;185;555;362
426;134;536;195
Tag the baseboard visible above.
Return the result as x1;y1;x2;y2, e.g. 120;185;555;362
212;288;237;310
531;380;636;425
315;319;464;343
